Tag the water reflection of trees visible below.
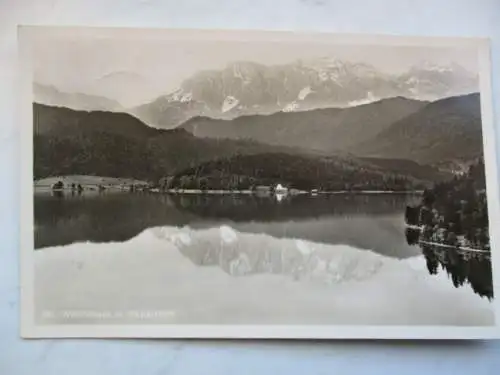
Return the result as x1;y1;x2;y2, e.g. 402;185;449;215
405;227;493;300
168;193;420;222
34;193;196;249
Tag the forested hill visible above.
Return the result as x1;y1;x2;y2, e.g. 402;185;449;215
178;93;484;168
34;103;318;181
406;158;489;249
34;103;449;188
170;153;438;191
179;97;427;153
352;93;483;165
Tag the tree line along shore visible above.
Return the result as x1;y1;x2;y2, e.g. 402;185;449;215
405;159;489;251
34;175;424;196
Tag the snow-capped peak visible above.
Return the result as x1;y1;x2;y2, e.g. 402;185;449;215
167;89;193;103
298;86;312;101
283;102;300;112
222;96;240;113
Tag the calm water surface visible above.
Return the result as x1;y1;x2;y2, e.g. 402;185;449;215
34;191;420;258
34;191;493;300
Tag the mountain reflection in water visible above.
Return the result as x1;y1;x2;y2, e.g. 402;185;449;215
157;226;386;285
405;227;493;300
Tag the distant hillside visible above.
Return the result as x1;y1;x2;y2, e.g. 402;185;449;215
34;103;317;181
351;93;483;164
180;97;427;153
34;102;160;138
33;104;447;187
33;83;123;112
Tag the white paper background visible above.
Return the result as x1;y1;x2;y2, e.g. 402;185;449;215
1;0;500;373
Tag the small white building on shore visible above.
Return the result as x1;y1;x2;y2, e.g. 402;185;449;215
275;183;288;193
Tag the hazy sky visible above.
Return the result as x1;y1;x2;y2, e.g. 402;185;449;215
31;32;480;107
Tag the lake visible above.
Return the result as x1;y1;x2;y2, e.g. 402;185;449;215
34;191;421;258
33;191;495;325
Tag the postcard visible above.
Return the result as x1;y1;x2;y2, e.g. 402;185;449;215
18;26;500;339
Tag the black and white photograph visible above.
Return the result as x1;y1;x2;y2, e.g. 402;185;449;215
19;27;500;338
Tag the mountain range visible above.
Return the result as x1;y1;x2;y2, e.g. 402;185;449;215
33;58;478;129
32;51;484;190
131;59;477;128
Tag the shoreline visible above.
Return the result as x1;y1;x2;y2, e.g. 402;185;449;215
33;185;424;196
157;189;423;195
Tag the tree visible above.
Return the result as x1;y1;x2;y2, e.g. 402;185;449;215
198;177;208;191
159;177;169;191
52;180;64;190
179;175;190;189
